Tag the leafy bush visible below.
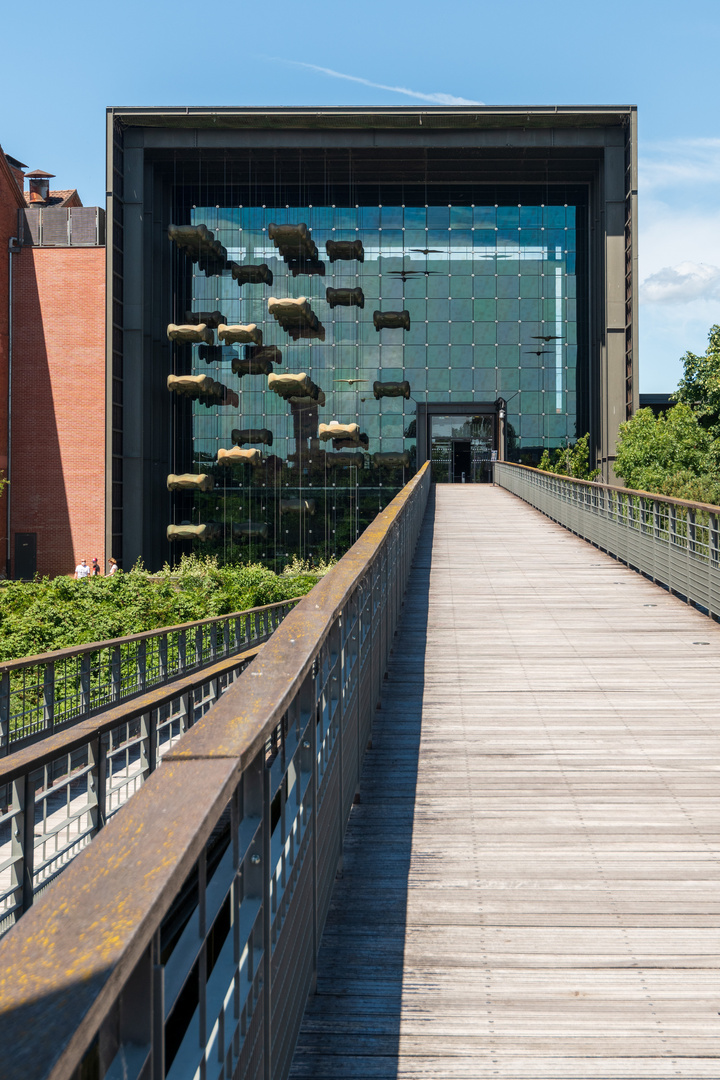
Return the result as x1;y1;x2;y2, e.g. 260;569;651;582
537;434;600;480
0;554;328;663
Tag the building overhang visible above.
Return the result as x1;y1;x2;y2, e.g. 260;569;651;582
109;104;635;132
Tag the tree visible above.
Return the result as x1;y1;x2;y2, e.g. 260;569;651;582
673;324;720;437
538;434;599;480
614;404;720;505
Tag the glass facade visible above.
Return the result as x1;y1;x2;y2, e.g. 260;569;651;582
169;199;582;567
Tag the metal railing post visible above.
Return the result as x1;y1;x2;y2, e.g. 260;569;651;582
42;664;55;734
158;634;168;683
143;709;158;775
80;654;91;717
136;639;147;694
0;671;8;755
111;645;121;702
20;773;35;913
92;733;107;832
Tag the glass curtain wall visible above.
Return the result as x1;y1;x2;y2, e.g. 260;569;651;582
166;188;581;569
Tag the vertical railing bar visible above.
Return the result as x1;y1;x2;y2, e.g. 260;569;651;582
158;634;168;684
94;733;107;833
21;772;35;913
137;640;147;695
42;664;55;735
178;629;187;676
0;671;9;755
80;654;91;719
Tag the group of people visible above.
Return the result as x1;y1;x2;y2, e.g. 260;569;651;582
74;557;118;580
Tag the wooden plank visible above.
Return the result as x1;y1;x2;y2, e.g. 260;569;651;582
289;487;720;1080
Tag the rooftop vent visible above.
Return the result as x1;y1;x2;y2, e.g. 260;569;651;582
25;168;55;205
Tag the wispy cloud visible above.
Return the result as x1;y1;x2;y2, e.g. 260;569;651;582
276;60;483;106
640;137;720;192
640;261;720;304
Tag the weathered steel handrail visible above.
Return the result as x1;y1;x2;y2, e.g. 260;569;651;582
494;461;720;620
0;644;263;938
0;597;302;754
0;461;431;1080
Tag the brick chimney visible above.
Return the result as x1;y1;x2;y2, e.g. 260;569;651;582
25;168;55;205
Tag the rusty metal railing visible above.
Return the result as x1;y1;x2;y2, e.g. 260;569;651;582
0;461;431;1080
1;598;302;754
494;462;720;621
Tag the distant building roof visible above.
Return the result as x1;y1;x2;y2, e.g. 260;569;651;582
23;189;83;208
5;154;28;170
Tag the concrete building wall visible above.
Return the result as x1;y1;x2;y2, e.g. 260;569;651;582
11;246;106;577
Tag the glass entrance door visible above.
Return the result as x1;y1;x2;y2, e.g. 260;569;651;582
452;440;471;482
430;414;495;482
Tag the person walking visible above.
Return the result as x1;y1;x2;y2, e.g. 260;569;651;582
91;557;101;576
107;557;119;576
75;558;90;580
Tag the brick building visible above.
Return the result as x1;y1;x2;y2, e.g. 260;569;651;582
0;143;105;578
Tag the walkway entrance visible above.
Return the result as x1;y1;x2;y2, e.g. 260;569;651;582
416;401;503;483
429;413;494;482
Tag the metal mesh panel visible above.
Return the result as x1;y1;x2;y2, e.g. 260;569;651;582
69;207;99;245
39;209;70;246
20;209;41;246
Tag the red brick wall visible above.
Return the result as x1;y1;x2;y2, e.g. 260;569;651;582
11;247;105;578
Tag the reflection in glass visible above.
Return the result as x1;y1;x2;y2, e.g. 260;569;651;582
169;201;580;566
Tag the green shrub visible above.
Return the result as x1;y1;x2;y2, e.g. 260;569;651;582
0;554;326;663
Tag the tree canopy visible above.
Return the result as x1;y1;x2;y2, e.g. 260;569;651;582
614;404;720;505
673;324;720;438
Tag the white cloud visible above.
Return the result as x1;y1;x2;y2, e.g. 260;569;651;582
640;138;720;193
274;60;483;106
640;262;720;304
635;136;720;388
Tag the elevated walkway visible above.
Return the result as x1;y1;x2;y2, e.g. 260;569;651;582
290;485;720;1079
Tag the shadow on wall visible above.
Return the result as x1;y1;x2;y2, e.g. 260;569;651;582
10;249;73;578
289;490;436;1079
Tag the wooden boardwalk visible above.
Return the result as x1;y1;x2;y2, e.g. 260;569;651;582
289;485;720;1079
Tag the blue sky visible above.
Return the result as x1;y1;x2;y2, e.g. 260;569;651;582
2;0;720;392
